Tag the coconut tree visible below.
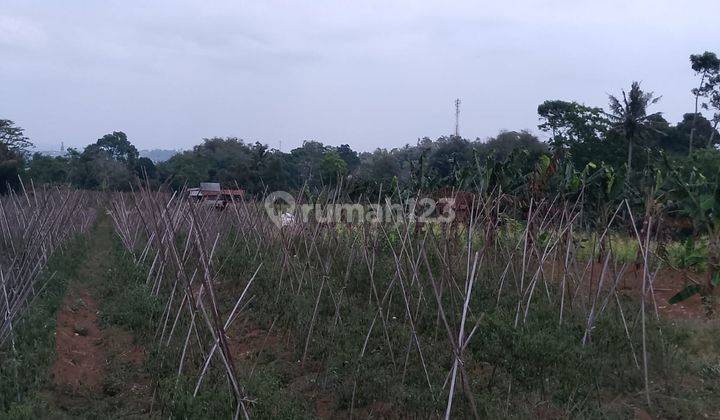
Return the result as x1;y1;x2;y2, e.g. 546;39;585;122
606;82;662;173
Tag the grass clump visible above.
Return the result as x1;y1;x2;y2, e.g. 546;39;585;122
96;240;161;335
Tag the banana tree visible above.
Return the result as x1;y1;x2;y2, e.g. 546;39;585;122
664;154;720;315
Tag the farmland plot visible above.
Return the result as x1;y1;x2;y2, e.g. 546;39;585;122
0;186;96;349
104;188;720;418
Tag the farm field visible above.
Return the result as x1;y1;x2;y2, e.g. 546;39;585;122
3;5;720;418
2;188;720;419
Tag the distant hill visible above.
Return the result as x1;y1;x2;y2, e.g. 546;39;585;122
139;149;179;162
31;148;180;163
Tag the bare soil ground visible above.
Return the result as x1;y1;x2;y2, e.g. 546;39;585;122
52;288;105;394
619;265;706;319
567;260;707;319
48;216;153;417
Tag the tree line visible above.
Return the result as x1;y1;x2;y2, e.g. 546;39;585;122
1;51;719;205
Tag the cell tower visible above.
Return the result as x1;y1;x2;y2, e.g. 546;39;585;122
454;98;461;137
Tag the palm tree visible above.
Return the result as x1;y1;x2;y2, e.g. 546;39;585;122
606;82;662;173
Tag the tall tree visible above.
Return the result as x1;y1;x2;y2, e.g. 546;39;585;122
85;131;139;166
427;136;473;183
706;76;720;147
352;149;400;197
481;130;547;161
689;52;720;154
0;120;32;192
537;100;608;161
335;144;360;172
606;82;662;173
289;141;328;188
77;131;141;190
0;119;32;155
319;150;348;185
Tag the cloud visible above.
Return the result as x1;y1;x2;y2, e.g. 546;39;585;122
0;0;719;151
0;15;46;49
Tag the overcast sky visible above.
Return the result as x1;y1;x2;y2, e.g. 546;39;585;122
1;1;719;152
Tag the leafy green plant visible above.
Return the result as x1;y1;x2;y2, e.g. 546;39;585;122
664;152;720;314
97;242;161;334
668;237;708;270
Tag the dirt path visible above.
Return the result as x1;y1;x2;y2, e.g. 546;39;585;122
52;289;105;393
49;213;153;417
